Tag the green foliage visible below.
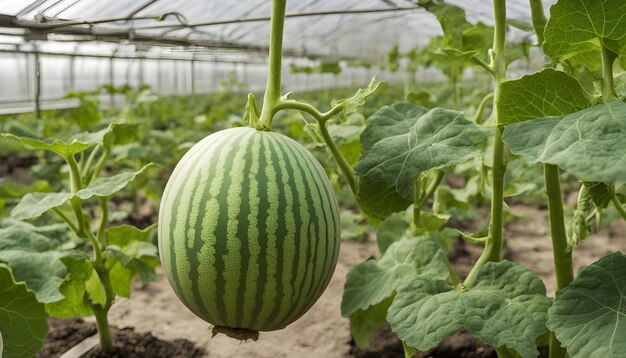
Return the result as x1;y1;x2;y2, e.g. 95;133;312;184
0;222;88;303
290;62;342;75
341;235;448;318
543;0;626;64
547;252;626;357
497;69;591;124
0;264;48;358
503;100;626;183
356;102;488;198
388;261;551;358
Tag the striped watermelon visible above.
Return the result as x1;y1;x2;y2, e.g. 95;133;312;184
158;127;340;333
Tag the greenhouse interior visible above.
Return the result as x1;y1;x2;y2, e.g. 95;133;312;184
0;0;625;357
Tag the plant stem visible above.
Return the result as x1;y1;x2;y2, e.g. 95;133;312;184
52;207;80;234
419;170;445;208
413;179;422;230
82;146;100;186
66;152;114;351
601;45;617;100
464;0;507;286
544;164;573;358
529;0;547;44
97;197;109;246
613;195;626;221
65;155;87;235
258;0;288;128
471;56;495;76
318;121;358;192
473;93;494;123
90;149;110;184
92;306;113;351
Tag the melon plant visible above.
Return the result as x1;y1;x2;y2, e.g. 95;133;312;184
158;127;340;333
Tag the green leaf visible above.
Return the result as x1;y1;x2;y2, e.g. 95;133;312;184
547;252;626;358
341;236;448;317
0;264;48;358
45;256;94;317
388;261;551;358
503;100;626;183
332;77;381;116
417;0;469;49
376;213;411;255
108;261;133;298
103;122;140;150
106;245;156;282
405;92;431;106
585;182;614;209
106;224;155;247
355;176;413;220
497;69;591;124
76;164;152;199
349;296;394;349
543;0;626;62
102;225;158;297
356;102;487;198
10;192;74;220
1;130;106;157
0;225;88;303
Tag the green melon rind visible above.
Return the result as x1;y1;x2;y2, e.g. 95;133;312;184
158;127;340;331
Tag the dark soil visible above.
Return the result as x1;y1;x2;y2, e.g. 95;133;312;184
349;325;495;358
37;318;97;358
37;317;205;358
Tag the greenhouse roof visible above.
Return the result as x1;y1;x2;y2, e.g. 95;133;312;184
0;0;555;63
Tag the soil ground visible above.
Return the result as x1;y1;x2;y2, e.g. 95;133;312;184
40;204;625;357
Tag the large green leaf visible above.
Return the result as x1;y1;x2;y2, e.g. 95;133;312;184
503;100;626;183
497;69;591;124
11;166;151;220
0;225;88;303
45;256;94;318
0;264;48;358
376;213;411;255
543;0;626;62
10;192;74;221
356;102;487;198
547;252;626;358
104;224;158;297
1;130;106;157
76;164;152;199
355;175;413;219
341;236;448;317
350;296;394;349
388;261;551;358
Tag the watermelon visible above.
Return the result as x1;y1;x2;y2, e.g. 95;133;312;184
158;127;340;333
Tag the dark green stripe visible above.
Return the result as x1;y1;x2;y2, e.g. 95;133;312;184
293;142;332;317
249;135;271;329
266;135;306;328
166;172;195;311
176;132;237;324
165;139;211;314
261;135;291;328
279;138;322;324
240;133;262;326
212;134;247;326
234;134;254;327
185;138;232;324
304;150;340;305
